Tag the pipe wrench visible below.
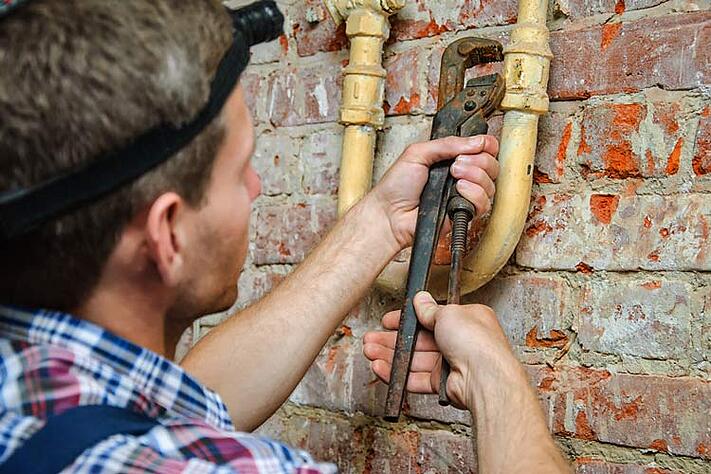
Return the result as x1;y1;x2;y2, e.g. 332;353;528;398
384;38;505;420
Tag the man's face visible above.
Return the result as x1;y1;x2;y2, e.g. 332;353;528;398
173;85;260;318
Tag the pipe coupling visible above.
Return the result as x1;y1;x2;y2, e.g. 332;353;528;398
501;23;553;114
325;0;405;24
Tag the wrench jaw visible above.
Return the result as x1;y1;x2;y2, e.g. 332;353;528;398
438;38;504;110
384;38;505;421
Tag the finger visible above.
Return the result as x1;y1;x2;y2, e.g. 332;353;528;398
381;310;402;330
400;136;497;168
363;330;438;352
456;180;492;215
451;152;500;181
363;343;440;372
406;372;437;394
451;162;496;198
370;361;436;394
413;291;439;331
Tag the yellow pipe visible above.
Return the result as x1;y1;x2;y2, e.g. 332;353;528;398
332;0;552;297
376;0;552;297
326;0;405;216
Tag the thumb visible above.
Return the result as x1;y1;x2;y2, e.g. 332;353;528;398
413;291;439;331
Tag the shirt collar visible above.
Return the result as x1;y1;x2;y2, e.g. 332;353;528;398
0;305;234;431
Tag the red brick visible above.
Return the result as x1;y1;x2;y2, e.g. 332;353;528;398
267;61;343;127
549;13;710;100
516;193;711;271
530;366;711;458
577;100;693;180
574;459;680;474
253;198;337;265
384;48;423;116
290;0;348;57
577;278;692;359
535;111;574;184
693;107;710;176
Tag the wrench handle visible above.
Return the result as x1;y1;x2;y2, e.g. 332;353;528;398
438;118;488;407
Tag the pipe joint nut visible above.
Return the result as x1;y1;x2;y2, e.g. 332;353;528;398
346;9;389;37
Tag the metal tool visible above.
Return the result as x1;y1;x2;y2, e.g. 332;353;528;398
384;38;505;421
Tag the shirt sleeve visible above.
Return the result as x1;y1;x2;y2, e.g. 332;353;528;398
66;420;339;474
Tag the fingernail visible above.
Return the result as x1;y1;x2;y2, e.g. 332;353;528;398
455;155;473;165
469;136;484;148
451;161;465;176
416;291;435;305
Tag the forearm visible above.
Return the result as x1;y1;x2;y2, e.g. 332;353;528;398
181;195;399;431
469;359;570;473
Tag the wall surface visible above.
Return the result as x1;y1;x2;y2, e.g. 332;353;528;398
182;0;711;472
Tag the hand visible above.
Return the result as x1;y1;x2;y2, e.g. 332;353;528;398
369;135;499;251
363;291;521;410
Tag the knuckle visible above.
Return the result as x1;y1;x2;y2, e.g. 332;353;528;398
404;143;423;157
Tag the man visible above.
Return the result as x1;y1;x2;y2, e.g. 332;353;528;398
0;0;569;472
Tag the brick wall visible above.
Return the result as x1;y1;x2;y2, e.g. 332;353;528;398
184;0;711;472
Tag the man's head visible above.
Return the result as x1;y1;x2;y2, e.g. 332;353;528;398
0;0;259;319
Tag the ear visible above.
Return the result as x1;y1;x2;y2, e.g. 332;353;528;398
144;192;186;287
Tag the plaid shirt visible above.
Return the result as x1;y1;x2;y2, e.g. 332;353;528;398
0;305;336;473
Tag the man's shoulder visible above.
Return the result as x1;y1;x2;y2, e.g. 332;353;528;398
0;408;337;473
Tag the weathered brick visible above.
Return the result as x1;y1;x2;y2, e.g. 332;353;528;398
253;198;337;265
368;427;477;473
517;193;711;271
289;300;373;413
289;335;357;412
267;60;343;127
535;109;574;184
236;265;291;308
373;116;433;182
530;366;711;458
472;274;571;348
290;0;348;57
564;0;667;20
576;99;694;180
390;0;517;41
253;130;301;195
693;106;710;176
257;409;362;471
574;458;680;474
406;393;472;425
384;48;423;116
578;278;692;359
300;127;341;195
549;13;709;100
240;69;269;122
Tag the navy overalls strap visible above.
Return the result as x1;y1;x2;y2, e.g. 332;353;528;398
0;405;159;474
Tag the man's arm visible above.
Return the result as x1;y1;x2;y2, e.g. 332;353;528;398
364;292;571;473
181;136;499;431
